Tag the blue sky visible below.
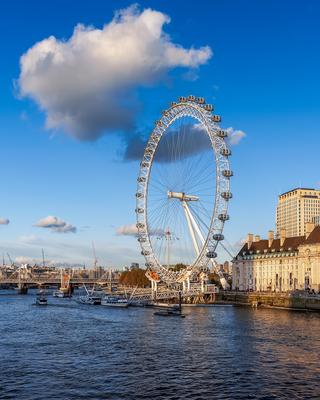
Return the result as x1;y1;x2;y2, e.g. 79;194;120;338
0;0;320;266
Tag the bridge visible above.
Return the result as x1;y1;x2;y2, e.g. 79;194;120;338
125;285;218;305
0;265;117;288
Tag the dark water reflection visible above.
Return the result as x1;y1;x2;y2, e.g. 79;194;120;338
0;291;319;399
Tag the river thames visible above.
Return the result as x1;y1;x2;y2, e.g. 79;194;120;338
0;291;319;400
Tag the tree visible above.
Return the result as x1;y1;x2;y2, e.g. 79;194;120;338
119;268;150;288
169;263;187;272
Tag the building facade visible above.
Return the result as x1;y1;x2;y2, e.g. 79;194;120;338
313;215;320;226
276;188;320;237
232;224;320;292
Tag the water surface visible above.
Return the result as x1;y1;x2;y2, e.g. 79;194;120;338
0;291;319;399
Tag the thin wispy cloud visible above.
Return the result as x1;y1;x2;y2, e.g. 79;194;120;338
116;224;139;237
34;216;77;233
18;5;212;141
116;224;165;237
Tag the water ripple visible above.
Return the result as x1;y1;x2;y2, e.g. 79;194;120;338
0;292;319;399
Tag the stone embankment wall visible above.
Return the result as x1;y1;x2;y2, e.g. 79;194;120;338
218;292;320;311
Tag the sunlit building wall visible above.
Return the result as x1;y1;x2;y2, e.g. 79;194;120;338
232;225;320;292
276;188;320;237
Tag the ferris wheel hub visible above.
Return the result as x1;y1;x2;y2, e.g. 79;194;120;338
167;191;199;202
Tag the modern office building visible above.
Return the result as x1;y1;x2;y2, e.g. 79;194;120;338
276;188;320;237
313;215;320;226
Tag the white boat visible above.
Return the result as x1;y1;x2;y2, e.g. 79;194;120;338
101;296;129;308
53;290;71;298
77;295;101;305
36;290;47;306
76;285;102;305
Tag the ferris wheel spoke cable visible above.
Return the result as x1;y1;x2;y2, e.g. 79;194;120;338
218;241;235;260
185;161;215;192
149;181;168;193
187;165;215;189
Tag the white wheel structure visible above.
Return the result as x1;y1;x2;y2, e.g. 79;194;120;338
135;95;232;289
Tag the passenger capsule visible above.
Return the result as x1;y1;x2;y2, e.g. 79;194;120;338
135;192;144;198
211;115;221;123
141;162;149;168
141;250;150;256
136;223;145;229
137;177;146;183
135;208;144;214
206;251;217;259
179;96;187;102
204;104;213;111
220;148;232;156
221;192;233;200
218;213;230;221
222;170;233;178
171;102;177;106
138;237;147;242
188;95;196;101
145;262;153;267
196;97;205;104
213;233;224;241
216;129;228;138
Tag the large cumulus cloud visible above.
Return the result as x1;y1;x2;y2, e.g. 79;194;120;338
123;124;246;162
18;5;212;140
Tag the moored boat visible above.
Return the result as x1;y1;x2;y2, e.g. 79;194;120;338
101;296;129;308
36;290;48;306
76;295;101;305
53;289;71;298
76;284;102;305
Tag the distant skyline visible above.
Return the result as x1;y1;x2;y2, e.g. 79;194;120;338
1;0;320;266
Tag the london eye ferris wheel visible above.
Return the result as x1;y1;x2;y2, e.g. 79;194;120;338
136;96;232;286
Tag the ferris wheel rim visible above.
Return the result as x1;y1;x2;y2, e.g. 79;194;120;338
136;97;232;284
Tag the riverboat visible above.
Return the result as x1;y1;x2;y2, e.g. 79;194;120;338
36;290;47;306
76;285;102;305
53;289;71;298
101;296;129;308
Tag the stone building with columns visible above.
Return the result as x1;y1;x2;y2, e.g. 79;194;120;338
232;223;320;292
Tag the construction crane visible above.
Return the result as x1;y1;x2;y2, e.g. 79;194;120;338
7;253;14;267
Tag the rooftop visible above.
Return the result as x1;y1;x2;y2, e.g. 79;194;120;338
279;187;319;197
237;226;320;256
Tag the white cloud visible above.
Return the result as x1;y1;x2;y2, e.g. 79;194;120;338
18;5;212;141
15;256;34;265
116;224;138;236
226;127;246;145
34;216;77;233
0;218;10;225
116;223;165;237
124;123;246;161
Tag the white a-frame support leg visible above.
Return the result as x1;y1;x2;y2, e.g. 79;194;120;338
182;201;200;256
184;202;205;247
